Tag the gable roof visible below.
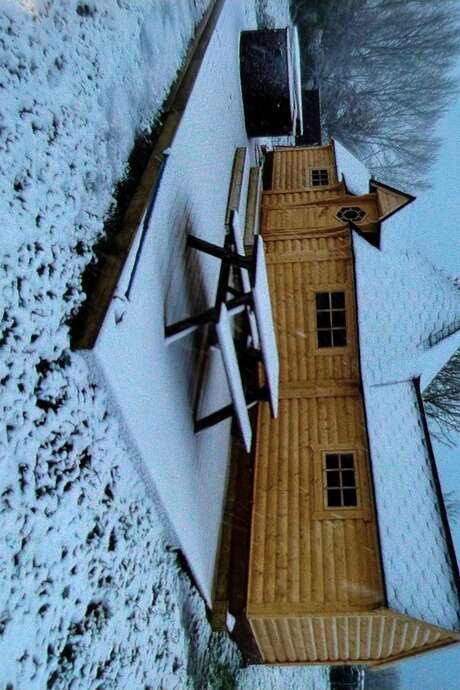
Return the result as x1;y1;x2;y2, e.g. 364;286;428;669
352;231;460;632
371;179;416;222
332;141;415;225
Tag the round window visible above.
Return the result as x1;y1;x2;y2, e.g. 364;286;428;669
336;206;366;223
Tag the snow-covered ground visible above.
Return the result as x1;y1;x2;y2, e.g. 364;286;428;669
0;0;327;688
89;0;259;604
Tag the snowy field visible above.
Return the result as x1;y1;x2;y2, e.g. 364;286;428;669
88;0;259;604
0;0;327;688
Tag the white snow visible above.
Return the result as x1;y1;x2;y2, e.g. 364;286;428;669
0;0;209;256
353;229;460;631
0;0;327;688
333;138;370;196
291;26;304;135
238;665;330;690
353;231;460;385
216;304;253;452
89;0;260;604
362;380;460;630
252;235;279;417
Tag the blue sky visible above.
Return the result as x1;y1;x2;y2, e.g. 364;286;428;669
383;69;460;690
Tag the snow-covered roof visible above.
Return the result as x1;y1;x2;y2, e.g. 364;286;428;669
353;230;460;385
332;138;370;196
353;231;460;631
363;381;459;629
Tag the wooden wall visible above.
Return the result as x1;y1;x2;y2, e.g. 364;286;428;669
249;610;457;665
247;145;386;663
261;195;379;236
270;144;337;191
247;229;383;613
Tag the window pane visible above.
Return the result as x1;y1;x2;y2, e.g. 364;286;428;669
317;311;331;329
343;489;357;506
318;330;332;347
331;292;345;308
312;169;329;186
326;470;341;488
341;454;354;469
327;489;342;507
342;470;356;487
332;310;346;328
333;329;347;347
326;454;339;469
316;293;330;309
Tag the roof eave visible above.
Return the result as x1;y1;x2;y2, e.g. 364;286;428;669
350;225;388;607
369;178;416;223
413;377;460;617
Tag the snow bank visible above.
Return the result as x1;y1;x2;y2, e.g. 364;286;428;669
0;0;327;687
89;0;260;604
0;1;244;688
0;0;210;256
238;665;329;690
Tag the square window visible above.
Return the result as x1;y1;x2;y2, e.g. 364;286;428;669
311;168;329;186
317;311;331;329
317;330;332;347
325;454;339;469
316;292;330;310
341;454;354;468
333;329;347;347
331;292;345;308
332;310;346;328
343;489;358;506
342;470;356;487
327;489;342;507
326;470;341;487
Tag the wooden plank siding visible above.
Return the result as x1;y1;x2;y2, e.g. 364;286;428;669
261;198;379;235
248;396;381;612
376;185;403;218
270;144;337;191
248;144;387;664
248;611;458;666
248;219;383;608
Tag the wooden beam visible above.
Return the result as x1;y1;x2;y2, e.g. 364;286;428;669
279;382;360;400
266;250;352;264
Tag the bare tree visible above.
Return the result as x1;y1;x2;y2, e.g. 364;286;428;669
291;0;460;190
444;490;460;524
422;347;460;445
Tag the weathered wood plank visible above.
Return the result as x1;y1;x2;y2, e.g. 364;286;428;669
244;166;262;247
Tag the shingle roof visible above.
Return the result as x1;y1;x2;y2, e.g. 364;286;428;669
362;380;460;629
352;230;460;631
353;230;460;385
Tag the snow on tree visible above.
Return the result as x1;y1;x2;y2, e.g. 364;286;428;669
291;0;460;190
